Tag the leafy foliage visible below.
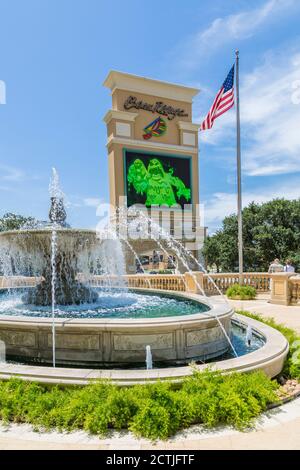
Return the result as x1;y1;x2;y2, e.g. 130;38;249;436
226;284;256;300
0;213;40;232
237;310;300;380
203;199;300;272
0;369;278;440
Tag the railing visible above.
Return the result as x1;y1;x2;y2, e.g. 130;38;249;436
88;274;186;292
203;273;271;295
0;276;39;288
290;276;300;304
2;272;299;306
87;273;270;294
0;273;271;294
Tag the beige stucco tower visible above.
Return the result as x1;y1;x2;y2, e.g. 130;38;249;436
103;71;203;273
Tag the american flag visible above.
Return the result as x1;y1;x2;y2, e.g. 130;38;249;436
200;65;235;130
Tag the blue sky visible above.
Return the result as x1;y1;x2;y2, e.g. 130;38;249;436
0;0;300;232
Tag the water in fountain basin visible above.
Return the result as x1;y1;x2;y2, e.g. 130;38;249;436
0;288;209;318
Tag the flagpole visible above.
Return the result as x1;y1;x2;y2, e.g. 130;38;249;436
235;50;243;283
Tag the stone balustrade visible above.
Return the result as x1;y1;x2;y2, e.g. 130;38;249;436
203;272;271;295
86;272;271;295
1;271;299;305
0;276;39;289
89;274;186;292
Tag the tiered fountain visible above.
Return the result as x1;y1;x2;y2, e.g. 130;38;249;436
0;170;288;381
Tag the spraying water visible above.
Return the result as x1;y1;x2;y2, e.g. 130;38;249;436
0;340;5;363
49;168;63;368
146;345;153;369
246;325;253;346
117;208;238;357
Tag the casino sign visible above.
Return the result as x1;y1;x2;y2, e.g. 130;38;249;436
124;95;188;120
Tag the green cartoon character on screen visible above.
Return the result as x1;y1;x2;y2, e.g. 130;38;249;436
127;158;191;207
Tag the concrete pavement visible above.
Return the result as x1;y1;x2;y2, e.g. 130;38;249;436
227;294;300;333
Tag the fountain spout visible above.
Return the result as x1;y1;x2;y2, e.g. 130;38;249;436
49;197;67;227
246;325;253;346
49;168;67;227
0;340;6;363
146;345;153;370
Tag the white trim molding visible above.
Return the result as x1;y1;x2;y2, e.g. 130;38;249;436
177;121;200;132
103;109;138;124
106;136;198;154
103;70;200;103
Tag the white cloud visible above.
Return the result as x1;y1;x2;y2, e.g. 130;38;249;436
83;197;102;208
203;178;300;232
0;165;26;183
179;0;295;67
197;46;300;177
241;52;300;175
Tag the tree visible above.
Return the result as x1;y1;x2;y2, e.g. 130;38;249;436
202;199;300;272
0;213;39;232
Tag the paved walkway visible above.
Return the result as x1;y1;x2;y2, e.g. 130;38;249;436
0;297;299;450
227;294;300;333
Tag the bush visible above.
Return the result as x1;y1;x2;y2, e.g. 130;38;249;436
226;284;256;300
0;368;279;440
129;400;171;440
237;310;300;380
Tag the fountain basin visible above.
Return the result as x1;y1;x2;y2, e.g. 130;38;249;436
0;314;288;385
0;290;233;366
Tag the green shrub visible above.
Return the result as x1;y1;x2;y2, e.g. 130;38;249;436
0;369;280;440
226;284;256;300
129;399;171;440
181;368;278;430
289;341;300;379
237;310;300;380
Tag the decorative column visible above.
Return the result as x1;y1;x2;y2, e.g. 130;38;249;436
184;271;204;295
269;272;294;306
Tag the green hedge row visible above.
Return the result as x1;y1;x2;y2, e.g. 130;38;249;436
0;369;278;440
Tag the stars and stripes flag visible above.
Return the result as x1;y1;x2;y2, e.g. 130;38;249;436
200;65;235;130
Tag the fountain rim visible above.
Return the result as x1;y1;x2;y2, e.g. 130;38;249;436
0;314;289;385
0;289;231;326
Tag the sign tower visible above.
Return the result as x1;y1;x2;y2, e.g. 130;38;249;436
103;71;203;272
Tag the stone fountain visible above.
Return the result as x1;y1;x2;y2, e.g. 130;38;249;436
0;188;100;306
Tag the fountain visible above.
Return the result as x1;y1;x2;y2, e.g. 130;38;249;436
0;170;101;307
0;169;276;371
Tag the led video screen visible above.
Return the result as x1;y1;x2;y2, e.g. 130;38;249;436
124;150;192;208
